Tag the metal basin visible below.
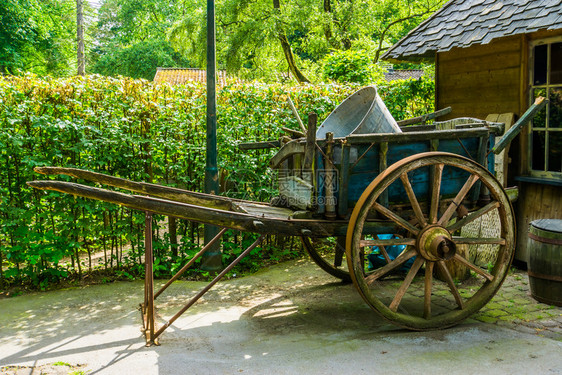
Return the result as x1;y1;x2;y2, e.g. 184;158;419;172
316;86;401;139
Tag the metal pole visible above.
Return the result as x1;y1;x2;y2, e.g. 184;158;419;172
202;0;223;272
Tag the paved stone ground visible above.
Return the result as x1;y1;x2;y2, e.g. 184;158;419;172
0;260;560;375
471;269;562;341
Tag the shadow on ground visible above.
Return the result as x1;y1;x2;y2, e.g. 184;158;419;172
1;258;561;375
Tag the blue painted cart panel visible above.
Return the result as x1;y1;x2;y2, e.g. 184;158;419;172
332;136;482;208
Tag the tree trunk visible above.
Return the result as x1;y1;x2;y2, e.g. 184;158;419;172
278;34;311;84
322;0;351;50
323;0;334;46
76;0;85;76
273;0;310;84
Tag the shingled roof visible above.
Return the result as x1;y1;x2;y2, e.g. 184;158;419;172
383;69;425;81
153;68;240;86
383;0;562;62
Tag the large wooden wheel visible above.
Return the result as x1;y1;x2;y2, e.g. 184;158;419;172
301;236;351;282
346;152;515;330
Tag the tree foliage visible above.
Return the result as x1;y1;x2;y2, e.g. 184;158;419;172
168;0;446;82
92;39;189;80
0;0;79;76
1;0;445;80
90;0;189;78
323;49;385;84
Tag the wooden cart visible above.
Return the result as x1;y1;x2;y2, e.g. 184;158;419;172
28;94;546;345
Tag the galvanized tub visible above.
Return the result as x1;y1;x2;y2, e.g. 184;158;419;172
316;86;401;139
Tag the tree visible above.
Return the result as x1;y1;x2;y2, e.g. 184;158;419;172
168;0;446;83
92;39;189;80
168;0;313;83
91;0;187;77
0;0;78;76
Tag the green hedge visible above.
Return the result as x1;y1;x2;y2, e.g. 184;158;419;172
0;74;434;288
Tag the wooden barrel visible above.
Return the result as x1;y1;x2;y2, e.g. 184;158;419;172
527;219;562;306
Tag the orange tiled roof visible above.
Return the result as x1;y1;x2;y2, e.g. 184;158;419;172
153;68;238;86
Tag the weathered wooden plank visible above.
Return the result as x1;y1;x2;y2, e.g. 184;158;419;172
436;100;520;120
397;107;452;126
491;113;515;186
438;36;521;62
493;96;547;154
346;127;491;145
302;113;316;173
438;82;520;103
338;144;351;217
324;132;337;219
439;66;520;91
238;140;280;150
516;182;562;263
33;166;235;210
439;53;521;75
27;180;352;237
282;127;305;138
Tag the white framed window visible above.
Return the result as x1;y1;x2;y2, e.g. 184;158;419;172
529;37;562;178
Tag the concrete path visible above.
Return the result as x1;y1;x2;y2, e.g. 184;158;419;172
1;258;560;375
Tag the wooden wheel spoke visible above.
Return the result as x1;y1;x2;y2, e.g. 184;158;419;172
389;257;424;312
378;244;391;264
400;172;427;227
365;248;417;285
453;237;506;245
438;174;479;226
334;238;345;268
360;237;416;265
424;261;434;319
453;253;494;282
359;238;416;247
447;201;500;233
373;202;420;235
436;260;464;309
429;163;444;224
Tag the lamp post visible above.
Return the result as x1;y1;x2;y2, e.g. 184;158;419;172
201;0;222;272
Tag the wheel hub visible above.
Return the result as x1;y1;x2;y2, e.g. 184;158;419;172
416;225;456;261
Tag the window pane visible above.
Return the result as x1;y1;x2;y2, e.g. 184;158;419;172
551;43;562;84
549;88;562;128
534;44;547;85
532;131;546;171
533;88;547;128
548;132;562;172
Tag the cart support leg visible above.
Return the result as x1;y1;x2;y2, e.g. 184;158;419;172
140;220;264;345
143;211;156;346
151;235;265;342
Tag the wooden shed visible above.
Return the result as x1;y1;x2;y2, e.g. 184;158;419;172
383;0;562;264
